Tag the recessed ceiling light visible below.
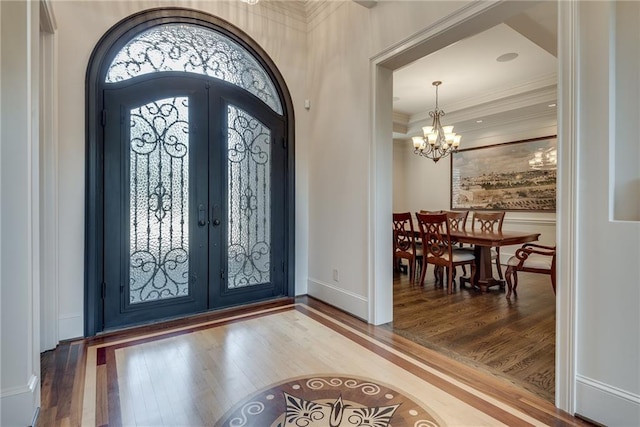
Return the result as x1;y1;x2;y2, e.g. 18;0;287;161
476;120;483;123
548;103;556;107
496;52;519;62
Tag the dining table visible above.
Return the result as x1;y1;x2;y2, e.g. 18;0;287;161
448;229;541;292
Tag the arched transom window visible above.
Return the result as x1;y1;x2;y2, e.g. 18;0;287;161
105;23;283;114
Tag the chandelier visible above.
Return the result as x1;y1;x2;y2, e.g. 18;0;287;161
240;0;259;4
412;81;461;163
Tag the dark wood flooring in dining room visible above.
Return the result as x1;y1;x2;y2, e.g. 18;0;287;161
387;264;556;403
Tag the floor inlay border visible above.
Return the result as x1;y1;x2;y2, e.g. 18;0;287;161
79;302;586;426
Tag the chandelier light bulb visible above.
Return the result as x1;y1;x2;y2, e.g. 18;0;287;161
413;81;461;162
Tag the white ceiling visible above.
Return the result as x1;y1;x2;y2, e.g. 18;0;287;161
392;1;558;138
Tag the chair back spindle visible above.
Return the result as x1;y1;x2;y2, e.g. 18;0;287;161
471;211;505;232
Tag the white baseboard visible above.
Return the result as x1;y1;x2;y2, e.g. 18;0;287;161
576;374;640;426
307;278;368;320
58;313;83;340
1;375;39;427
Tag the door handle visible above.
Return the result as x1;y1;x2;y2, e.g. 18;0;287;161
198;204;208;226
212;205;221;227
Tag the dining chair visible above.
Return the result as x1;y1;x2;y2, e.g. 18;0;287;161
444;210;469;233
470;211;506;279
392;212;422;284
416;211;450;284
415;212;476;294
504;243;556;298
443;210;470;280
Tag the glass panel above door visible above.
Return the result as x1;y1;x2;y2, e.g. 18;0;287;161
227;105;271;289
105;23;283;115
129;97;190;304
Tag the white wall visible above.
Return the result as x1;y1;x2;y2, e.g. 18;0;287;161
574;1;640;424
49;0;309;342
309;1;639;424
306;0;469;319
1;1;41;425
31;1;640;424
612;1;640;222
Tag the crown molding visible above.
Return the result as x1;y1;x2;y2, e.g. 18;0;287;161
40;0;57;33
306;0;345;30
258;1;308;27
353;0;378;9
408;83;557;127
392;111;410;134
405;102;557;140
408;73;557;125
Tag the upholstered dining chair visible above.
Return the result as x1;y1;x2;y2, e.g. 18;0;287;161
415;212;476;294
505;243;556;298
470;211;506;279
444;210;470;280
392;212;422;284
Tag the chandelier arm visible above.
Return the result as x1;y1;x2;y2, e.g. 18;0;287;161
413;80;459;163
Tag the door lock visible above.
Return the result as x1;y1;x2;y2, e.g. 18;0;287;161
212;204;221;226
198;204;208;226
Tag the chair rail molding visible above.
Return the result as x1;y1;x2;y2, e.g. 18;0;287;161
504;216;556;226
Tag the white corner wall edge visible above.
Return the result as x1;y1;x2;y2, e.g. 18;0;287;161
58;313;83;341
307;278;368;320
1;375;39;427
575;375;640;426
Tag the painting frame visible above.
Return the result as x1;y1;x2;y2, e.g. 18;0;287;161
450;136;557;212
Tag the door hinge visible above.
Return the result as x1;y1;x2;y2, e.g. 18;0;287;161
220;269;226;280
101;281;106;299
282;137;287;149
120;284;124;294
101;110;107;127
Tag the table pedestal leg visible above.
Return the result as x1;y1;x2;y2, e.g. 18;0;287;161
474;245;503;292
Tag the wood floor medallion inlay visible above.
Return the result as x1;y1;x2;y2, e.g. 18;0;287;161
214;375;440;427
53;301;591;427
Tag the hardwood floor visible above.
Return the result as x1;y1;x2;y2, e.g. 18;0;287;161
37;297;591;426
389;264;556;402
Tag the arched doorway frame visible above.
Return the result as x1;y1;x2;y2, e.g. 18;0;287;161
84;7;296;336
368;1;577;413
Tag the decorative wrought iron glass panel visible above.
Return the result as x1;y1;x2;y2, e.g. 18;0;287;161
106;24;283;114
227;105;271;288
129;97;190;304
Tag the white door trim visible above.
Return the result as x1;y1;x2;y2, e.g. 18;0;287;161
368;0;576;413
39;0;59;351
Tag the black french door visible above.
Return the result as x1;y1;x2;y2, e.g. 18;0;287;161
102;75;286;330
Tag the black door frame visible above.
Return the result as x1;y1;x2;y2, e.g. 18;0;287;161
85;8;295;336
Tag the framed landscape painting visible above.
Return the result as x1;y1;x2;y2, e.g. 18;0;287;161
450;136;557;211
